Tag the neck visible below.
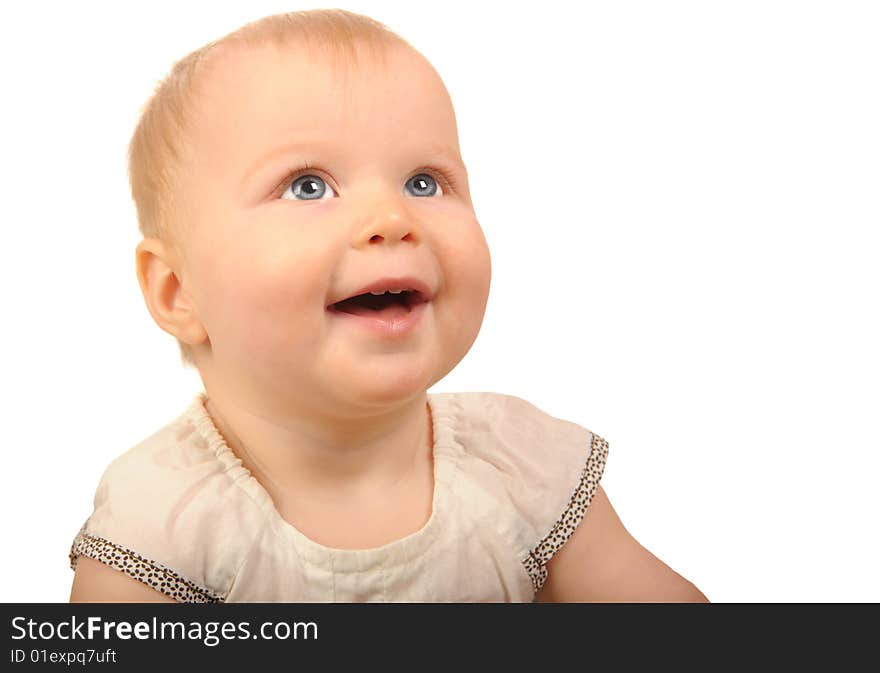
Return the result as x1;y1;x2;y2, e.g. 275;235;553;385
202;389;434;506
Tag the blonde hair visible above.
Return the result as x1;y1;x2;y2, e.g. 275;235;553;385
128;9;411;367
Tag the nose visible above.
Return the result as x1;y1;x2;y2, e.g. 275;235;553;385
354;200;420;247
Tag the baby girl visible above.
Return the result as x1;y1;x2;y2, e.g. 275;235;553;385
68;9;708;603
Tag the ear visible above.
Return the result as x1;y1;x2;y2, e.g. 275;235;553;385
135;238;208;348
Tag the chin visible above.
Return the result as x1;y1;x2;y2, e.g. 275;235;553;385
342;361;434;406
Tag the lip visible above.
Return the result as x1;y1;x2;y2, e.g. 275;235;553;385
327;276;434;307
327;300;429;338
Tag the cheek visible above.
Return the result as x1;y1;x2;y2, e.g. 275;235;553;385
436;219;492;348
194;236;331;358
443;218;491;303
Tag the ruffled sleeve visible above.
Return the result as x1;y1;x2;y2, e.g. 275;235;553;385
447;392;609;594
69;519;225;603
68;397;268;603
520;428;609;592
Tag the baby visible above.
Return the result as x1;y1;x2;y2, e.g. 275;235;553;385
68;9;707;603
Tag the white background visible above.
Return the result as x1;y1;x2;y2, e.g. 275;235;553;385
1;0;877;602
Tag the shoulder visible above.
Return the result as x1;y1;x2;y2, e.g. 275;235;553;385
434;390;607;490
433;391;609;593
433;391;596;448
69;395;269;603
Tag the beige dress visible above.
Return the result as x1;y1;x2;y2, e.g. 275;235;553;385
69;391;608;602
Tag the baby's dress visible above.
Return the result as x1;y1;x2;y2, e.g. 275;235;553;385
69;392;608;602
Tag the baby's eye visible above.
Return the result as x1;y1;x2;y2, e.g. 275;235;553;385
405;173;444;197
280;174;337;201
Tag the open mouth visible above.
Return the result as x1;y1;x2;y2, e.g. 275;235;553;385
329;290;428;317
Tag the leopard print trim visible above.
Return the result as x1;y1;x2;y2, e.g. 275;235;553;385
69;523;225;603
522;432;609;593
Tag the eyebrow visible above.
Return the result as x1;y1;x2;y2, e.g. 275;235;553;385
241;141;465;186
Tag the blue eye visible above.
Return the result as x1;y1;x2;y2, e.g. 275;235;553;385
405;173;441;197
281;174;336;201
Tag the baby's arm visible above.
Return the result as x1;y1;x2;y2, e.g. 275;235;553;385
534;484;709;603
69;556;177;603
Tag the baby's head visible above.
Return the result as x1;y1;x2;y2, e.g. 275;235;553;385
131;10;491;417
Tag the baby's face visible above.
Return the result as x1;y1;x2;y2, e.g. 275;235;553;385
176;41;490;414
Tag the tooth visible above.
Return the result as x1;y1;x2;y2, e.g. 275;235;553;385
369;290;385;295
388;289;403;294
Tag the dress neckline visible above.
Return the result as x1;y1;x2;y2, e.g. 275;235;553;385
185;391;462;570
